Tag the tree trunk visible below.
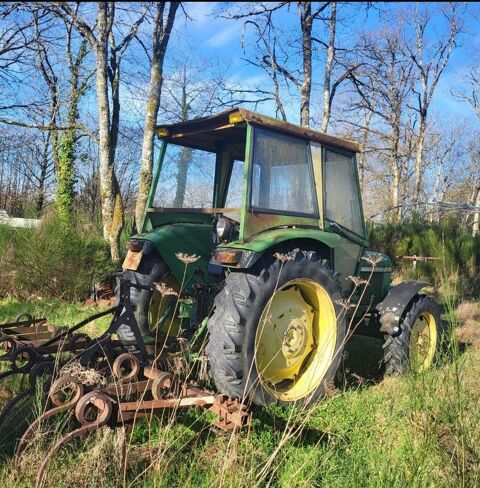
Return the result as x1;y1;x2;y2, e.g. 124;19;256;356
358;108;373;192
321;2;336;132
413;110;427;205
135;2;178;231
36;134;50;215
473;187;480;237
299;2;312;127
391;123;401;222
56;41;87;222
173;147;193;207
430;160;442;223
96;4;123;262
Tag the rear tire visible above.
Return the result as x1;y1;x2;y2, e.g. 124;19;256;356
116;252;167;343
205;249;346;406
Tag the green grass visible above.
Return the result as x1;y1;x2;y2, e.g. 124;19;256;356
0;300;479;487
0;297;111;337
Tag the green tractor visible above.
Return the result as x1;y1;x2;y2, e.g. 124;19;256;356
121;108;443;406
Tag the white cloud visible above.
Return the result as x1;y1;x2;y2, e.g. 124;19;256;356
205;22;242;48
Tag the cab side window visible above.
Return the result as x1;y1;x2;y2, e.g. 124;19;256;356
324;149;364;236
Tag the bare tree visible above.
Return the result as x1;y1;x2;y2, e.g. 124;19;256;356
425;123;463;222
163;53;229;207
453;55;480;235
455;65;480;118
0;4;36;81
349;27;416;221
135;2;179;231
226;2;331;127
320;2;336;131
32;7;92;221
407;3;461;205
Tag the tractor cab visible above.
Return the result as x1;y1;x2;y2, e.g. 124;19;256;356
133;108;371;293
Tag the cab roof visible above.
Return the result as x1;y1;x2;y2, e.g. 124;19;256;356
155;107;361;155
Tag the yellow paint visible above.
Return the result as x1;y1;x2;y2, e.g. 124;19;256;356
228;112;244;124
157;127;169;137
254;278;337;401
409;311;438;372
148;275;181;337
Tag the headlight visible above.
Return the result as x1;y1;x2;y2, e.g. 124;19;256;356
216;217;231;240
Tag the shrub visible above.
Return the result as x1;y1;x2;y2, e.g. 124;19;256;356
0;215;113;301
368;219;480;299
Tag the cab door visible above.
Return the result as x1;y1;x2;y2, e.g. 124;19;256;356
312;144;367;292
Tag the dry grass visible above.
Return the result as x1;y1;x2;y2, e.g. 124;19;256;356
455;301;480;348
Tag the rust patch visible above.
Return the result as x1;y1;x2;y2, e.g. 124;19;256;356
213;250;240;264
122;250;143;271
155;107;361;153
244;211;319;239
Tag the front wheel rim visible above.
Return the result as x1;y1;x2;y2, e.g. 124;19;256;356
254;278;337;402
409;311;438;372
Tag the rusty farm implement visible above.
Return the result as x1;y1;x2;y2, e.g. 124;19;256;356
2;277;251;486
0;312;102;432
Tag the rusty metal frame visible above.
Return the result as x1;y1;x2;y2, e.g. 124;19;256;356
19;360;251;488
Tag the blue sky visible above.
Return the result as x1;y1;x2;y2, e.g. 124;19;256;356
175;2;480;127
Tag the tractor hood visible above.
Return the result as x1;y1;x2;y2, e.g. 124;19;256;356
131;222;215;286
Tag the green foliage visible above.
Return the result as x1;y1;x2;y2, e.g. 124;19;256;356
0;215;113;301
120;212;136;251
54;39;88;223
368;220;480;298
55;129;76;222
0;297;111;332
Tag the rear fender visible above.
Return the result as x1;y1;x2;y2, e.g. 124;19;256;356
212;229;341;269
376;281;430;334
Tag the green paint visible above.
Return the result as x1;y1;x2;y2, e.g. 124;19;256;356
142;141;167;232
239;124;253;241
145;211;211;230
190;316;209;348
354;152;368;245
358;251;393;305
222;228;341;252
136;222;215;287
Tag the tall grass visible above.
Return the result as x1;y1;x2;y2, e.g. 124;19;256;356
0;215;112;301
2;337;479;487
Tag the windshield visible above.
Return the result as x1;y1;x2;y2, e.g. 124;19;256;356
251;128;317;215
153;144;216;208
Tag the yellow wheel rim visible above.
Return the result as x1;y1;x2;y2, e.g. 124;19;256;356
148;275;181;337
254;278;337;402
409;311;438;372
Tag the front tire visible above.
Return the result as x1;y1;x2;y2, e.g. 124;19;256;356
205;249;346;406
382;295;443;374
